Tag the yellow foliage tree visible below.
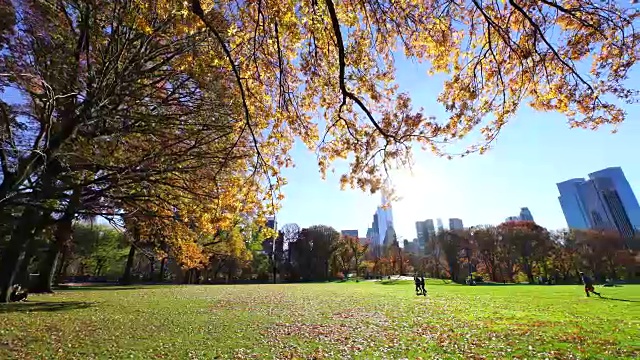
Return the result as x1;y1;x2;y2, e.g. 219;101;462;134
127;0;639;197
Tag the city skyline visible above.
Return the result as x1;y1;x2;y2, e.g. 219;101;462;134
276;58;640;241
279;165;640;243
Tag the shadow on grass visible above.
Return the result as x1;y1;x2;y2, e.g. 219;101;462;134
379;280;412;285
598;296;639;303
0;301;93;313
56;285;147;292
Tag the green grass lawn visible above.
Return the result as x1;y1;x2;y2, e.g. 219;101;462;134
1;281;638;359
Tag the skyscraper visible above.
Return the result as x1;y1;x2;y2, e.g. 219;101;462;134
503;207;535;223
558;178;591;229
436;218;444;233
449;218;464;230
557;167;640;239
519;207;534;221
589;167;640;231
376;189;394;246
424;219;436;255
415;221;427;253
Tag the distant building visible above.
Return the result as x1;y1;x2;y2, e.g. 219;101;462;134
424;219;436;254
558;178;591;229
436;218;444;233
449;218;464;230
415;221;428;253
403;239;418;254
341;230;359;238
375;190;394;246
519;207;534;221
504;208;534;223
557;167;640;241
383;226;396;246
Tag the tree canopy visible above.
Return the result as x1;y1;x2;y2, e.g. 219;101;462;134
0;0;639;300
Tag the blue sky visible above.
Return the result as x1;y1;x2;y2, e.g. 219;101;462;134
276;58;640;241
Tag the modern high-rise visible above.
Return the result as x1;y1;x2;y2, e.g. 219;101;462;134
423;219;436;254
504;208;535;223
557;167;640;239
436;218;444;233
589;167;640;231
415;221;428;253
558;178;591;229
375;189;395;246
519;208;534;221
449;218;464;230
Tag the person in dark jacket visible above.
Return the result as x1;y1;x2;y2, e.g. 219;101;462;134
419;277;427;296
414;275;421;295
9;284;28;302
580;272;601;297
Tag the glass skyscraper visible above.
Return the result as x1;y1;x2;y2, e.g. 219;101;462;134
519;207;534;221
589;167;640;231
557;167;640;238
558;178;591;229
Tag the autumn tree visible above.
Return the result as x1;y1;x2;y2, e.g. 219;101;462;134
286;225;341;281
437;231;466;282
469;225;501;282
548;229;582;283
350;238;369;279
0;0;279;300
166;0;640;199
332;236;356;277
577;230;628;281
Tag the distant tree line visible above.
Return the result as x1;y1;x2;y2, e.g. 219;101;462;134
264;221;639;285
412;221;639;284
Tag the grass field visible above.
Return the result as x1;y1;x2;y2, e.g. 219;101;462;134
1;280;639;359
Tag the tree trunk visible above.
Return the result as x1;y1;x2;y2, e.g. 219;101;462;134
148;257;155;281
121;244;136;285
31;216;74;293
31;246;61;293
158;257;167;282
0;208;39;303
15;236;41;288
55;247;69;285
523;258;534;284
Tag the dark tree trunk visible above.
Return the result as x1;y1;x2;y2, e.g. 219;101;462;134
55;247;69;285
148;257;155;281
121;224;140;285
31;216;74;293
158;257;167;282
523;258;534;284
121;244;136;285
0;208;39;303
15;236;41;288
31;247;61;293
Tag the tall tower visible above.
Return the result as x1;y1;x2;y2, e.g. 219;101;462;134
557;167;640;240
376;184;394;246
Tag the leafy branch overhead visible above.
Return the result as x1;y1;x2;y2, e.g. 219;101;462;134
182;0;638;192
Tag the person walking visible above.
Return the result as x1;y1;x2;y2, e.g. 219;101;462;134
580;271;601;298
419;277;427;296
414;275;421;296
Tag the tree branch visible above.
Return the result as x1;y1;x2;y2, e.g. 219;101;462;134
324;0;396;141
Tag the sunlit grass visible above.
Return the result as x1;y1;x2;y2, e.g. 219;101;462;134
1;281;638;359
